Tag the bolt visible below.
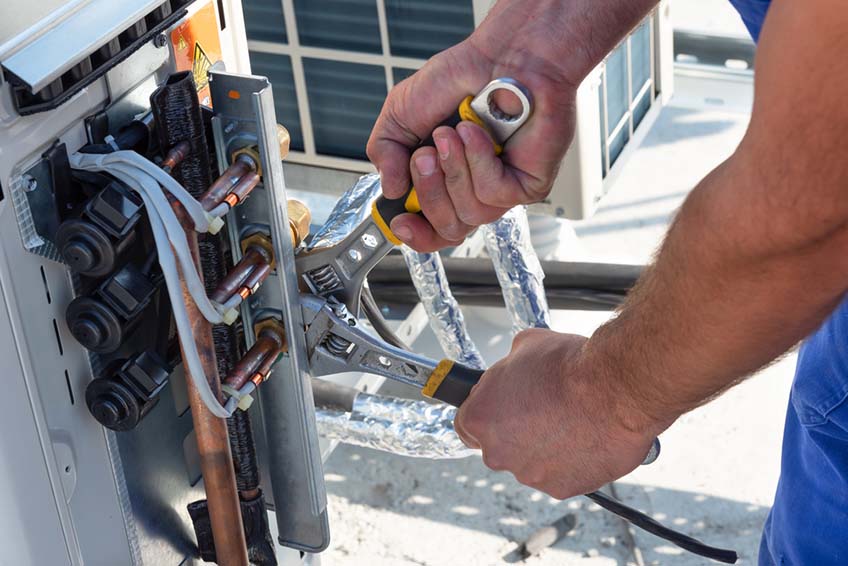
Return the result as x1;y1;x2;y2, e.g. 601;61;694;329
224;121;237;134
153;33;168;48
348;249;362;263
23;175;37;192
555;207;565;217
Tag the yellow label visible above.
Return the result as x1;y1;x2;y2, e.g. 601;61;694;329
192;43;213;93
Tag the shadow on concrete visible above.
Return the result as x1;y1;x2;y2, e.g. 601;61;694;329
324;444;767;565
641;106;739;149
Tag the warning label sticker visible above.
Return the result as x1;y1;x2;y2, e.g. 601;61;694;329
170;1;222;106
193;43;213;93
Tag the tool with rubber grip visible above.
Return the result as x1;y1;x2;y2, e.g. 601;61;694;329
420;359;661;465
371;79;533;245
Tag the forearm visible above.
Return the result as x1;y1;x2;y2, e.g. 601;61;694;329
581;0;848;433
471;0;658;86
587;149;848;431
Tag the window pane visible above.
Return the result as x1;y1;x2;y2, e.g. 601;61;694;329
609;124;630;168
598;83;607;177
633;90;651;130
303;59;387;159
385;0;474;59
243;0;287;43
605;42;628;135
631;21;651;100
392;67;417;85
248;51;304;151
293;0;381;54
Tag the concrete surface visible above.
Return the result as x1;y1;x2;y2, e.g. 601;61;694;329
321;9;789;566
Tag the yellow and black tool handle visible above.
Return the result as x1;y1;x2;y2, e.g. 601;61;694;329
421;359;485;407
371;96;502;245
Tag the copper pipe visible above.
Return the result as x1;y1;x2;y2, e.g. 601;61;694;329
224;328;284;391
200;159;253;211
161;141;191;172
175;208;249;566
228;171;261;205
239;262;272;297
209;246;269;304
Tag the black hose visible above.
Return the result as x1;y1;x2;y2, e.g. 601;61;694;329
311;379;359;412
361;286;409;349
370;283;628;311
585;491;738;563
370;256;643;292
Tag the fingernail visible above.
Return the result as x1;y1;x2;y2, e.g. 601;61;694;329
457;122;473;145
415;154;437;177
391;221;412;243
434;135;450;160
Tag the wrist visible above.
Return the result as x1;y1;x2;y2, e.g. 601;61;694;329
469;0;659;89
575;327;676;440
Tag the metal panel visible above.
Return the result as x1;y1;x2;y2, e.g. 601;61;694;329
1;0;169;92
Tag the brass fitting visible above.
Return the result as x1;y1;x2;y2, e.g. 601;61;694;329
253;317;287;354
287;199;311;247
240;232;276;271
231;124;291;178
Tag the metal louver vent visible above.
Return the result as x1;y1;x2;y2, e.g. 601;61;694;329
243;0;474;168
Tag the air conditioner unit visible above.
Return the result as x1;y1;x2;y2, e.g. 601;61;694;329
241;0;673;219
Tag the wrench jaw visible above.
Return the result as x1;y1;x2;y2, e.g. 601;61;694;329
301;294;437;388
295;218;396;318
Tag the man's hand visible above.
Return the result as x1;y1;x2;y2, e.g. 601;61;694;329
367;42;575;252
454;329;662;499
367;1;657;252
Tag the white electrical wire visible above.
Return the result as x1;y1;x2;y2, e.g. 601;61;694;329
68;151;235;417
69;153;228;324
104;168;231;417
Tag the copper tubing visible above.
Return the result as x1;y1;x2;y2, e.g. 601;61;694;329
161;141;191;172
224;327;285;390
228;171;261;206
175;208;249;566
239;262;272;297
209;246;272;304
200;159;253;211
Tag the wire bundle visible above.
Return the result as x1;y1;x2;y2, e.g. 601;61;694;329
70;150;235;418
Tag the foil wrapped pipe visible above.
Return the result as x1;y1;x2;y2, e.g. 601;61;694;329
315;393;475;459
401;248;486;370
305;174;483;459
308;173;383;250
481;206;552;332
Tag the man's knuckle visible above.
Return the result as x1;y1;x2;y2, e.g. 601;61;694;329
439;222;468;242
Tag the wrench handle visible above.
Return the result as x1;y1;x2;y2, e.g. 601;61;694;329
421;360;661;466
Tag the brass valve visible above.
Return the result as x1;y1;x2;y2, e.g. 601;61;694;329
231;124;291;178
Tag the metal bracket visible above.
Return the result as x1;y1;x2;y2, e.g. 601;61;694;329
208;68;329;553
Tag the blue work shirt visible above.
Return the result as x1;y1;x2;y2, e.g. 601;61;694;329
727;1;848;564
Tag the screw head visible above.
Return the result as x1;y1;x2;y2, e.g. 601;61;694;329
348;249;363;263
23;175;37;192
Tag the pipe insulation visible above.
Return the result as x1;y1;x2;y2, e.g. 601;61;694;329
481;206;552;332
307;173;383;250
312;380;474;459
401;248;486;370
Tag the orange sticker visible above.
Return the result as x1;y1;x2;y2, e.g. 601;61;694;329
170;1;222;106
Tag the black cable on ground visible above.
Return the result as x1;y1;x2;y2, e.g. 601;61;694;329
361;285;410;350
585;491;738;564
